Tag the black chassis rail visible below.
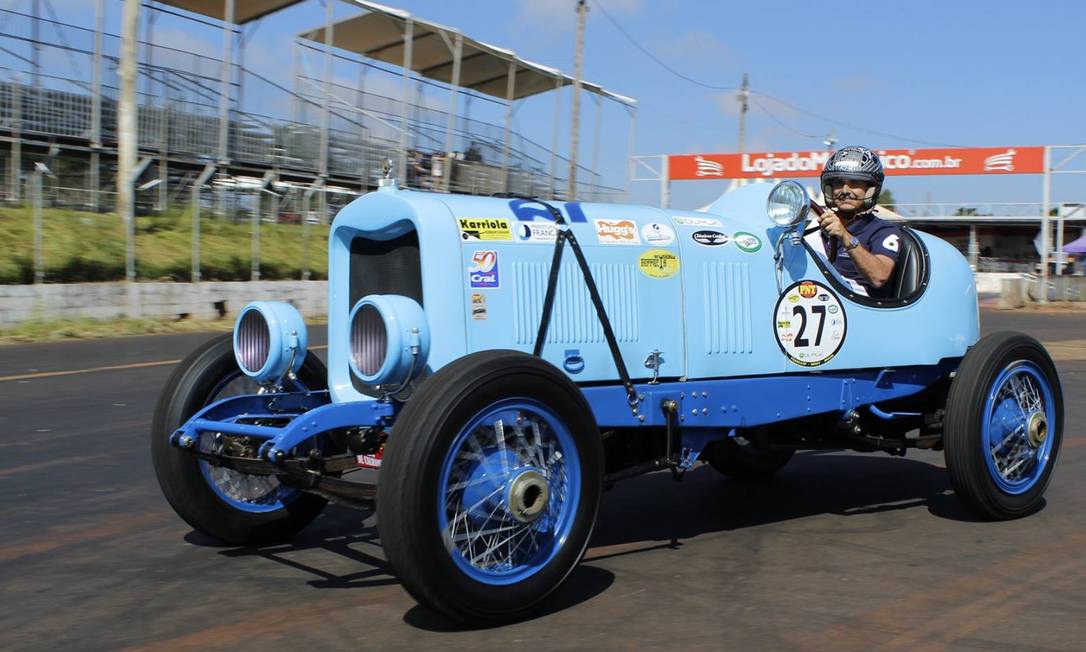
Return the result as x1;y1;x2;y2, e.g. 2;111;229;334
193;448;376;509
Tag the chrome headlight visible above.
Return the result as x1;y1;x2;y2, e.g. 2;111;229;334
767;180;810;227
233;301;308;383
348;294;429;388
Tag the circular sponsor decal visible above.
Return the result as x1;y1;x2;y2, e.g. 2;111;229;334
641;222;676;246
773;280;847;367
691;229;730;246
638;249;680;279
733;231;763;253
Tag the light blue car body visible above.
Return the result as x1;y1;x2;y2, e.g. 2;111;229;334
327;182;978;404
173;181;980;463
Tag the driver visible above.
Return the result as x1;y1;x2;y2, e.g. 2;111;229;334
815;146;902;298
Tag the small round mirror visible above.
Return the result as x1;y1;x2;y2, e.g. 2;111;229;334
766;180;810;227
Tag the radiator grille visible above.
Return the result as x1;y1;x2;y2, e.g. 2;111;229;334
513;262;639;345
703;262;753;354
349;232;420;394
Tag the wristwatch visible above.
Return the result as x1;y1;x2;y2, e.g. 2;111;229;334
845;236;861;251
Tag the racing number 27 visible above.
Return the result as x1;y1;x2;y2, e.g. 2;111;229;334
793;305;826;347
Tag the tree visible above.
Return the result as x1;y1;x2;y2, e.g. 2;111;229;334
879;187;896;211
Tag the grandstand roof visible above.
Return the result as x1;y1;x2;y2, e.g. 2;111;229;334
298;0;636;105
157;0;304;24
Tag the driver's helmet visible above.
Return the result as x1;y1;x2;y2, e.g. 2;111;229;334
821;146;884;210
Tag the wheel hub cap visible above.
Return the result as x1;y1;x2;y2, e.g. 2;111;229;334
1027;411;1048;448
506;469;549;523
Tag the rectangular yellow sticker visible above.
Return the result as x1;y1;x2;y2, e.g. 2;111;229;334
458;217;512;241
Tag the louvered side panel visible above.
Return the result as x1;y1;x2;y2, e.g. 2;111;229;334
703;262;752;354
513;262;639;345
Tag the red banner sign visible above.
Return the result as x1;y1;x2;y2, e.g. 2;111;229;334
667;147;1045;181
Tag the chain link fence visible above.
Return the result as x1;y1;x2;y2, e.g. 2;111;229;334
0;177;349;284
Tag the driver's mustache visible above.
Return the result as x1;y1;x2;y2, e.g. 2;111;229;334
833;190;858;200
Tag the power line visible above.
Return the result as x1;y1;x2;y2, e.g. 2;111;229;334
593;0;737;92
593;0;963;148
753;91;963;147
752;98;819;140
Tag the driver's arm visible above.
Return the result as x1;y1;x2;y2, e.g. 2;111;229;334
846;240;895;288
847;229;900;288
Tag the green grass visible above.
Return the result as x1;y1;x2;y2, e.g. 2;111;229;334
0;206;329;284
0;314;329;344
0;316;232;344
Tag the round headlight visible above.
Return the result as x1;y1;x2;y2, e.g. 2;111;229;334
767;180;810;227
233;301;308;383
348;294;430;388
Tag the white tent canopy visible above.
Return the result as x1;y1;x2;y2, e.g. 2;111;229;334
156;0;304;24
298;0;635;104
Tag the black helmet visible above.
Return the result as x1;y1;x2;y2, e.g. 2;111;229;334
821;146;884;210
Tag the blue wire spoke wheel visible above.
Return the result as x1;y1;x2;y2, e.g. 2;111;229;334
981;362;1056;495
196;371;296;513
944;332;1063;520
151;335;330;545
378;350;602;625
438;399;580;584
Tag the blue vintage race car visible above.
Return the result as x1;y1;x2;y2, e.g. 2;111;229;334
152;178;1063;624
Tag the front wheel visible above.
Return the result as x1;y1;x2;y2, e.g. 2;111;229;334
944;332;1063;520
151;334;330;545
377;350;603;625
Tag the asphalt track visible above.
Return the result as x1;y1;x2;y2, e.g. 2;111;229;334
1;310;1084;651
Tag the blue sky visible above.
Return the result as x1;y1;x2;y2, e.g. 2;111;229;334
16;0;1086;209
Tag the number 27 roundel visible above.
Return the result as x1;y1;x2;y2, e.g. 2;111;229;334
773;280;847;367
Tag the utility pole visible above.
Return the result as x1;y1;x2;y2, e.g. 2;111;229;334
119;0;140;284
568;0;587;199
736;73;749;153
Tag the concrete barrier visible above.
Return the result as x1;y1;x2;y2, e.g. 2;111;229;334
0;281;327;327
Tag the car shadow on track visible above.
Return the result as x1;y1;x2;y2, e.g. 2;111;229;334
184;507;616;632
181;450;1000;631
589;450;988;550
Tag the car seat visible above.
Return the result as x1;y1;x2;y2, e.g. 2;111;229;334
890;228;925;299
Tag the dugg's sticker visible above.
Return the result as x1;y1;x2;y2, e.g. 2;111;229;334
638;249;680;279
595;219;641;245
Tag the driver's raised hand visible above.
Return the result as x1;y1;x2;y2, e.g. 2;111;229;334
818;207;849;239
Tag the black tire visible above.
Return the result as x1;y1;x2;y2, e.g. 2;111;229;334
944;332;1063;520
703;438;794;481
151;334;329;545
377;350;603;625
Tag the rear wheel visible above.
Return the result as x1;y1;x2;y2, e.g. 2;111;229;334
151;334;329;545
944;332;1063;520
377;350;603;625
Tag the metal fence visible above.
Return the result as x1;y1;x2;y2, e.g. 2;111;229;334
4;178;347;284
0;7;625;204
